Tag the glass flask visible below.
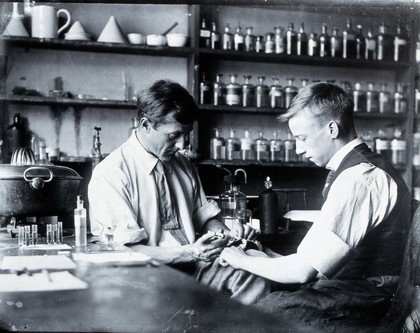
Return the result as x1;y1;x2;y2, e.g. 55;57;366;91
244;26;255;52
234;23;244;51
210;21;220;50
222;24;233;50
307;33;318;56
355;24;365;60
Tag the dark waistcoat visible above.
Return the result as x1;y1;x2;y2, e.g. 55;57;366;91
324;143;411;279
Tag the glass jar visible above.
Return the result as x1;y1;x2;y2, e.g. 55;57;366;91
242;75;254;107
353;82;366;112
391;128;406;166
394;82;407;114
255;35;264;53
213;73;225;106
394;25;409;62
269;77;284;109
265;32;275;53
225;129;241;160
366;82;379;113
210;128;225;160
307;33;318;56
255;76;269;108
365;28;377;60
210;21;220;50
241;129;255;161
234;23;244;51
269;131;283;162
226;74;241;106
255;130;269;161
284;78;298;108
374;130;392;162
284;133;297;162
244;26;255;52
200;73;212;104
355;24;365;60
222;24;233;50
379;82;392;114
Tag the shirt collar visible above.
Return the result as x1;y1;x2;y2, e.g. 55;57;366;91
325;137;364;171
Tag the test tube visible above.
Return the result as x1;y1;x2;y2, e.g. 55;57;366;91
17;225;25;247
52;224;58;244
57;222;63;244
31;224;38;246
46;224;53;245
24;225;31;246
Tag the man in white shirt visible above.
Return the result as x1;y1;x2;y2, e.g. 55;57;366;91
219;82;411;328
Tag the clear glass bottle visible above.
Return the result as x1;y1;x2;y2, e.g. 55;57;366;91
255;130;269;162
226;74;241;106
296;22;308;56
342;18;356;59
330;28;342;58
394;82;407;114
394;25;409;62
265;32;275;54
225;129;241;161
307;33;318;57
244;26;255;52
242;75;254;107
234;23;244;51
285;23;296;55
374;129;392;162
219;174;247;228
210;128;225;160
269;131;283;162
269;77;284;109
199;18;211;48
241;129;255;161
213;73;225;106
222;24;233;50
284;78;298;108
255;35;264;53
353;82;366;112
275;26;285;54
391;127;406;166
300;78;309;89
74;195;87;247
38;140;52;165
210;21;220;50
128;117;139;137
355;24;365;60
255;76;269;108
30;134;40;162
200;73;212;104
366;82;379;113
377;23;394;61
379;82;392;114
284;132;297;162
318;24;329;58
365;28;377;60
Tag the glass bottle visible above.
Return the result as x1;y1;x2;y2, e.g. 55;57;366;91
330;28;342;58
241;129;255;161
234;23;244;51
265;32;275;54
269;131;283;162
355;24;365;60
210;21;220;50
74;195;87;247
255;35;264;53
199;18;211;48
366;82;379;113
200;73;212;104
285;23;296;55
342;18;356;59
416;74;420;114
30;134;40;162
353;82;366;112
255;130;269;161
128;117;139;137
210;128;225;160
222;24;233;50
307;33;318;57
318;24;329;58
300;78;309;89
391;127;406;166
219;174;247;228
259;176;279;234
379;82;392;114
244;26;255;52
242;75;254;107
296;22;308;56
226;74;241;106
255;76;269;108
365;28;377;60
284;132;297;162
7;113;25;158
284;78;298;108
374;129;392;162
377;23;393;61
225;129;241;161
269;77;284;109
38;140;52;165
394;82;407;114
394;25;409;62
213;73;225;106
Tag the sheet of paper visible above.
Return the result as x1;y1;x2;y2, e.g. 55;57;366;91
0;271;88;292
0;255;76;271
284;210;321;223
21;244;72;251
73;252;151;264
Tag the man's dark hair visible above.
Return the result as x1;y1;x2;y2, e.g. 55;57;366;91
137;80;198;128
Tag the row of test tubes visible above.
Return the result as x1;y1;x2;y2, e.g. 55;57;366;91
17;222;63;247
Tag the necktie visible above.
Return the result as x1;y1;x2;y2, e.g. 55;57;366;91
154;160;190;245
322;169;336;198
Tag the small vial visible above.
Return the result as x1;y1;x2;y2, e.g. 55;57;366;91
31;224;38;246
52;224;58;244
46;224;54;245
17;225;25;247
24;225;30;246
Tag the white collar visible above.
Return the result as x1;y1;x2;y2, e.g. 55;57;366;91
326;137;364;171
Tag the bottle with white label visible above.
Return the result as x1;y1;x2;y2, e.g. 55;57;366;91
234;23;244;51
226;74;241;106
394;82;407;114
199;18;211;48
74;195;87;247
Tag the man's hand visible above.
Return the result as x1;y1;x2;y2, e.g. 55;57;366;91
228;221;258;241
219;246;247;269
191;231;229;262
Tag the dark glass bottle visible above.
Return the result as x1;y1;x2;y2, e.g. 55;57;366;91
353;82;366;112
342;18;356;59
394;25;409;62
7;113;25;157
244;26;255;52
199;18;211;48
242;75;254;107
307;33;318;56
296;23;307;56
365;28;377;60
355;24;365;60
259;177;279;235
213;73;225;106
285;23;297;55
366;82;379;113
255;76;269;108
330;28;342;58
200;73;212;104
233;23;244;51
379;82;392;114
284;78;298;108
210;22;220;50
377;23;393;61
318;24;329;57
222;24;233;50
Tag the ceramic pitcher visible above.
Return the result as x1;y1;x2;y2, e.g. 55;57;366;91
31;5;71;38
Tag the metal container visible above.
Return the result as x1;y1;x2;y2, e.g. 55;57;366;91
0;164;82;216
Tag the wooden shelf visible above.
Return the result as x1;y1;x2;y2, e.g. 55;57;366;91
199;159;317;168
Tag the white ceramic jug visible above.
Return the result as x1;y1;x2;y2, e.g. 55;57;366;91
31;5;71;39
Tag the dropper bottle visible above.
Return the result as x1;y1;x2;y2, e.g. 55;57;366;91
74;195;87;247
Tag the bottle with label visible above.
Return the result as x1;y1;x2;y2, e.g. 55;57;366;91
226;74;241;106
379;82;392;114
128;117;139;137
242;75;254;107
200;73;212;104
259;177;279;234
244;27;255;52
391;128;406;166
219;174;247;229
355;24;365;60
210;22;220;50
222;24;233;50
394;82;407;114
318;24;329;57
342;18;356;59
377;23;393;61
353;82;366;112
284;78;298;108
265;32;275;54
234;23;244;51
365;28;377;60
225;129;241;161
269;77;284;109
210;128;225;160
213;73;225;106
284;132;297;162
74;195;87;247
330;28;342;58
7;113;26;158
199;18;211;48
285;23;296;55
255;130;269;161
255;76;269;108
307;33;318;57
296;23;308;56
241;129;255;161
374;130;392;162
366;82;379;113
394;25;409;62
269;131;283;162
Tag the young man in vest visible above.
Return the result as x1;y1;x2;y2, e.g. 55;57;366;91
219;82;411;328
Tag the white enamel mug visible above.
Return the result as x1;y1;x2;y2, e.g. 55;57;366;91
31;5;71;38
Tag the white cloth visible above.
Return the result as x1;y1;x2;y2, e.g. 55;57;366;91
88;132;220;247
297;138;398;277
